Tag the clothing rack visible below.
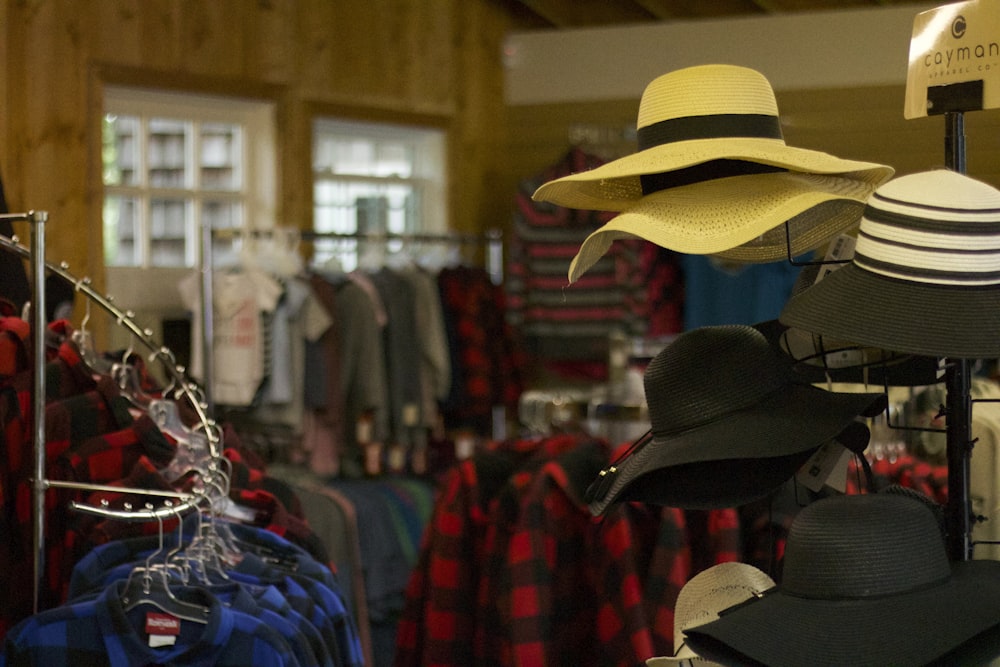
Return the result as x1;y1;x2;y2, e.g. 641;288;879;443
200;226;504;411
300;227;505;285
0;223;222;613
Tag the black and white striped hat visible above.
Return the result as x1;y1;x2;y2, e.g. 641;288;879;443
780;169;1000;359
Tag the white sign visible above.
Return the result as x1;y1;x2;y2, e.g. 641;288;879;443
905;0;1000;118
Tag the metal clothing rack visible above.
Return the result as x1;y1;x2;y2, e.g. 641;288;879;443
0;220;222;613
299;228;505;285
200;226;504;411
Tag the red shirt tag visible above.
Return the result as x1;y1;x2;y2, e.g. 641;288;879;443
145;612;181;636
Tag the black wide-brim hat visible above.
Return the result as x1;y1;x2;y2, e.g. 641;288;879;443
684;493;1000;667
585;325;884;514
781;169;1000;359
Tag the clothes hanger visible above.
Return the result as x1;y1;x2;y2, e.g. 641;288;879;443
252;227;303;278
120;508;212;624
110;333;160;411
173;505;233;586
154;385;221;484
70;286;112;376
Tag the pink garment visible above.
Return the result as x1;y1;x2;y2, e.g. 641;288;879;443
302;408;340;477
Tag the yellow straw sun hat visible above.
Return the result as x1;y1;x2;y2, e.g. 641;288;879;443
532;64;894;281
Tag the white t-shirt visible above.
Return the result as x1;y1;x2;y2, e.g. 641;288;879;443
179;267;283;406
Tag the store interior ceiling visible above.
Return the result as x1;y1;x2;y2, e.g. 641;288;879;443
496;0;933;29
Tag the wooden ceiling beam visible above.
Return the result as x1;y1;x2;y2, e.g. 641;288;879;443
748;0;888;11
512;0;659;28
634;0;769;19
498;0;922;30
747;0;784;12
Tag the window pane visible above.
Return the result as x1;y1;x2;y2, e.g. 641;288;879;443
313;180;356;233
313;119;445;271
384;185;415;235
374;141;412;178
103;115;140;187
201;122;242;191
204;199;243;266
315;137;415;177
150;198;189;266
104;196;139;266
148;118;188;188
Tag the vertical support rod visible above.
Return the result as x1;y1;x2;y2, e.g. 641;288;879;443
945;360;973;561
29;210;48;612
944;110;967;173
486;228;503;286
943;110;972;562
201;221;214;414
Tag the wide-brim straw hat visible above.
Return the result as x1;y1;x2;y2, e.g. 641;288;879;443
684;493;1000;667
585;324;884;514
533;64;892;212
646;562;776;666
566;172;874;282
781;169;1000;359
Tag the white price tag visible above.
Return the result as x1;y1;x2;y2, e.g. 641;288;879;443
796;440;853;493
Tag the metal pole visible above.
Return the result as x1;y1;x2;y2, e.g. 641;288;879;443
28;210;48;612
943;110;973;561
201;221;214;414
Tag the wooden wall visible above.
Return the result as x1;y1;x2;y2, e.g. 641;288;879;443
6;1;1000;339
506;85;1000;197
1;0;515;311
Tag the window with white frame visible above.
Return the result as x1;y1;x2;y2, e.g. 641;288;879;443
102;87;276;269
312;118;446;271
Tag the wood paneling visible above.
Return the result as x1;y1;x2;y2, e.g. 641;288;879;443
505;84;1000;196
6;1;1000;344
1;0;515;321
495;0;932;28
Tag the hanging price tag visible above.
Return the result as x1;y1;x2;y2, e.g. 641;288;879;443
796;440;852;493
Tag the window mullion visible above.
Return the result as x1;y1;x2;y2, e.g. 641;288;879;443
189;120;201;267
138;115;151;269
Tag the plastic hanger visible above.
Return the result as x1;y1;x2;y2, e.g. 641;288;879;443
174;471;246;583
120;508;211;623
151;398;217;485
70;289;111;375
111;334;161;410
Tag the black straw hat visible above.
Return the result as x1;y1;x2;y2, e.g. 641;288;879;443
781;169;1000;359
684;493;1000;667
757;261;942;387
585;325;884;514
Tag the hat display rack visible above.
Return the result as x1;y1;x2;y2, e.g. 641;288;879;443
824;9;986;562
532;50;994;566
776;152;978;562
0;213;224;613
938;105;976;562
